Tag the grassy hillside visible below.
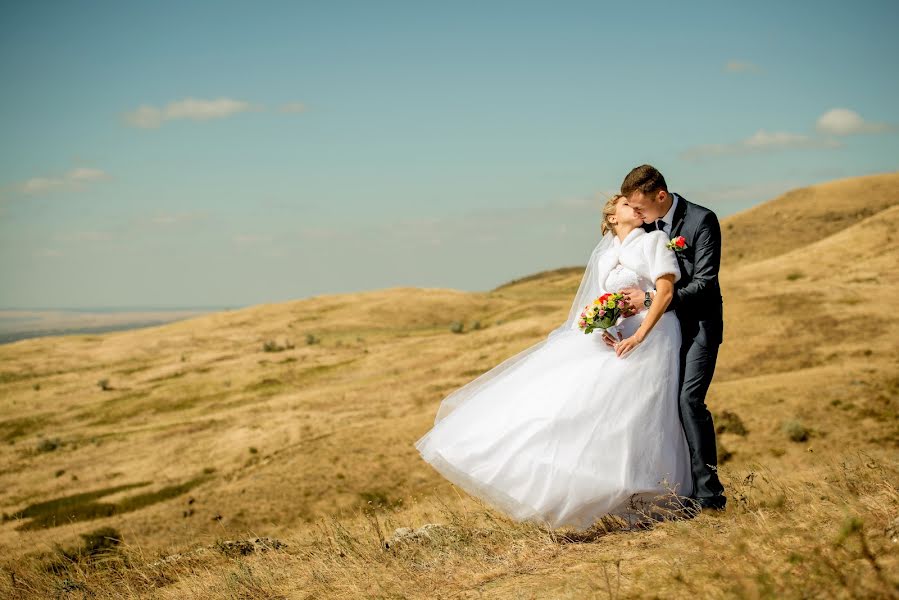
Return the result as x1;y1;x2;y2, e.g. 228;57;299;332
1;173;897;599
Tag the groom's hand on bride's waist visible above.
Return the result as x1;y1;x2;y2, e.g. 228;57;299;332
619;287;647;315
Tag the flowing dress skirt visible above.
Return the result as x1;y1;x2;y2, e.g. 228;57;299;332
414;310;692;530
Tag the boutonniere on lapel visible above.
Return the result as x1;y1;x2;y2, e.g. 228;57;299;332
666;236;687;252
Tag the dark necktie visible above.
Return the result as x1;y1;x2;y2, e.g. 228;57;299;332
656;219;666;234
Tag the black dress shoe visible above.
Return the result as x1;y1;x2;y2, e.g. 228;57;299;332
695;496;727;511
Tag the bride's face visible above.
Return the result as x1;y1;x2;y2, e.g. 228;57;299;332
613;198;644;230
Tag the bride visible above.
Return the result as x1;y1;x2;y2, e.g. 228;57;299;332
414;193;693;531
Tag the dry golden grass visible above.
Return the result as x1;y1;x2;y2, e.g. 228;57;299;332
1;172;897;598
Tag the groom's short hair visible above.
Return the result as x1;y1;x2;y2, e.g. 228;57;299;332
621;164;668;196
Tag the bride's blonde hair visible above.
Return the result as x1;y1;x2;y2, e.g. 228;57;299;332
601;194;625;236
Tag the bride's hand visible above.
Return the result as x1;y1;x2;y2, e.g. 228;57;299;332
615;332;644;358
601;330;622;348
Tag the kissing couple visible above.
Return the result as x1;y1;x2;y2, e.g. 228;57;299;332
415;164;727;530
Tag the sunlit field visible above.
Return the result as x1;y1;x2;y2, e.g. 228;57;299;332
2;173;897;598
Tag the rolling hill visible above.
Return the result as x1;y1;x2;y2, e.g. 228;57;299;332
1;172;897;598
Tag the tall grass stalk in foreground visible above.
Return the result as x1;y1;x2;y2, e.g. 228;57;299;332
1;449;896;599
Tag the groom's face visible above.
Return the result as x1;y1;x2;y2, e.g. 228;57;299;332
626;190;666;222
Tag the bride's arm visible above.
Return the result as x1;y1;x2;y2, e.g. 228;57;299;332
614;273;675;358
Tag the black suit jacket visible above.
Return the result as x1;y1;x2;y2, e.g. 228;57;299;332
642;193;724;347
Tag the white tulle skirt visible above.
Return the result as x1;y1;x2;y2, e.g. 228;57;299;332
414;310;692;531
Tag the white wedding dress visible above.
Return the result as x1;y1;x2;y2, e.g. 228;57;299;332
414;228;693;531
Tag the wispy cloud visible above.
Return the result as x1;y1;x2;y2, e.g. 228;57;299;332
278;102;307;113
123;97;308;128
724;60;762;74
815;108;895;135
681;129;841;161
123;97;263;128
17;167;112;195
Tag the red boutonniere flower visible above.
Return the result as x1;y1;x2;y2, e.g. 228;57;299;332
666;235;687;251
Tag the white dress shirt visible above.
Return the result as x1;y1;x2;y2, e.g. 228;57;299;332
656;192;679;236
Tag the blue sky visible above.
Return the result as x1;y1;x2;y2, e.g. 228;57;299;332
1;1;897;309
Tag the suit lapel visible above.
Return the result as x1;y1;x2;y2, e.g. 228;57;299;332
669;193;688;238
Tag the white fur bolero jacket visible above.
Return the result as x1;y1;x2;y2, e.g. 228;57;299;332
595;228;682;295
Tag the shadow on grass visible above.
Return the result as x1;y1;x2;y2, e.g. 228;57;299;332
4;472;214;531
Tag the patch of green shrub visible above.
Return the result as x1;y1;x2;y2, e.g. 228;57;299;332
782;420;810;442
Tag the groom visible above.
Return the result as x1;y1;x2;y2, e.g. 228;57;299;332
608;164;727;513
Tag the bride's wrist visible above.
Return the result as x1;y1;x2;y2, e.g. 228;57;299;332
634;328;646;343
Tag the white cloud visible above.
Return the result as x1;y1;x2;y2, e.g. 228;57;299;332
67;167;109;182
724;60;761;74
21;177;67;194
681;129;841;160
743;130;819;148
18;167;112;195
123;97;262;129
279;102;308;113
815;108;894;135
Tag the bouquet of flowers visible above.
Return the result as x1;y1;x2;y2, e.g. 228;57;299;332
578;292;627;339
